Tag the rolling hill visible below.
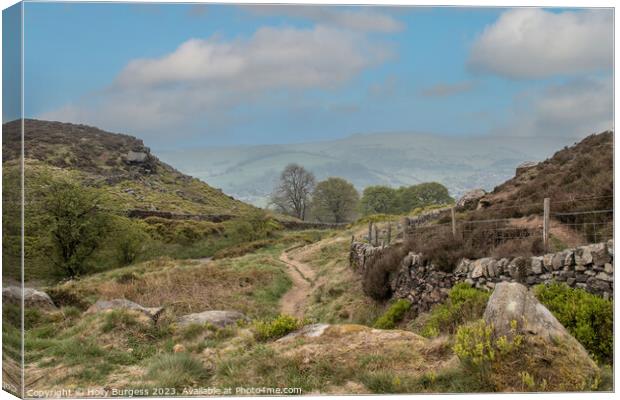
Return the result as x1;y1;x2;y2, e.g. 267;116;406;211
157;131;586;206
2;119;253;216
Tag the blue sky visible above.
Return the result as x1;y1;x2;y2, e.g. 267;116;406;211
3;3;613;150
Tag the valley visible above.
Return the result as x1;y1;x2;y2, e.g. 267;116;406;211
1;120;614;395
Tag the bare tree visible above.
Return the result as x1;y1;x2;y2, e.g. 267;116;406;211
270;164;315;220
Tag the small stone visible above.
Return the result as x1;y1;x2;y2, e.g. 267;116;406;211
552;253;565;270
596;272;612;282
471;260;486;279
576;274;588;283
591;243;611;266
563;250;575;266
487;260;498;278
575;246;593;266
173;344;186;353
543;254;554;271
576;283;587;290
567;278;576;286
587;279;610;292
604;263;613;274
531;257;543;274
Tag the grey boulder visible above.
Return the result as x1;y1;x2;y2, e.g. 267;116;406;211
176;310;247;328
2;287;57;310
483;282;596;368
86;299;164;322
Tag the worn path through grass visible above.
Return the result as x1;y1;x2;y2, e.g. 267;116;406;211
278;248;316;318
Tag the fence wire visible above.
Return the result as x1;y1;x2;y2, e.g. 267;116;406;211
362;198;613;250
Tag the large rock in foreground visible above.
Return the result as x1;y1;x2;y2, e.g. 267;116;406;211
484;282;571;342
2;287;57;310
176;310;248;328
483;282;599;391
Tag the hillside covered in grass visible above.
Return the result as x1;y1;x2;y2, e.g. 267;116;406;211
3;119;252;215
2;120;283;283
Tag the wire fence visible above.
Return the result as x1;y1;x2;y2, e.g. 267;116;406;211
361;196;613;251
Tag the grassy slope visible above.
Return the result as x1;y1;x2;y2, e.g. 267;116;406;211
2;119;253;215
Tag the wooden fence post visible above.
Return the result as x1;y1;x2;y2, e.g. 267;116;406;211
451;207;457;239
543;198;550;251
387;222;392;245
368;222;372;244
374;224;379;246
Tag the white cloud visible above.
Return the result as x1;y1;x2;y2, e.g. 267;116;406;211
469;9;613;79
116;26;384;90
242;5;404;33
40;25;392;139
506;77;613;137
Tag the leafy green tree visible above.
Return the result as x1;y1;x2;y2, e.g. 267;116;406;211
311;177;360;223
359;186;399;215
110;216;150;266
42;180;111;278
396;182;453;213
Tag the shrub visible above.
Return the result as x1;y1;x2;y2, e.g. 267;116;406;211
419;283;490;338
406;234;479;273
453;319;523;382
41;180;112;278
533;283;613;363
362;244;407;300
143;217;222;244
146;353;211;389
374;299;412;329
110;217;150;266
252;314;304;341
227;210;282;243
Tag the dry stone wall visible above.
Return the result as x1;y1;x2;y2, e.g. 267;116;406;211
350;240;614;315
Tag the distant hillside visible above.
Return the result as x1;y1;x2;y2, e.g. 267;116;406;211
480;131;613;216
2;119;252;215
158;132;584;206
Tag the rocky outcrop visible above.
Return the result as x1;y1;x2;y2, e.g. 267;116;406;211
125;150;148;164
2;287;57;310
86;299;164;322
515;161;537;176
455;189;486;211
176;310;248;328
